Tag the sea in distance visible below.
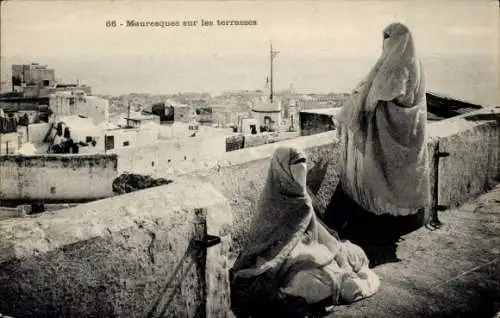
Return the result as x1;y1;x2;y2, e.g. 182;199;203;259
1;54;498;107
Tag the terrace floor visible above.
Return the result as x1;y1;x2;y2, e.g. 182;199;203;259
329;184;500;318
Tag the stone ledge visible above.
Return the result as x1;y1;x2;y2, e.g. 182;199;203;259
216;131;338;171
0;178;226;263
0;153;118;163
139;131;338;180
428;106;499;138
0;178;233;317
226;131;301;152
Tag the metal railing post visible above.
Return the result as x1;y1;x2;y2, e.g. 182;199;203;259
429;140;450;228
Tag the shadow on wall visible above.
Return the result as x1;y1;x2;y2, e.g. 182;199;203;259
145;237;206;318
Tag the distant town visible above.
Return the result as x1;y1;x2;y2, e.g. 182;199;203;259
102;88;349;128
0;60;351;157
0;62;350;124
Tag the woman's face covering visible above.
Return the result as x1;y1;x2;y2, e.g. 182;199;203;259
290;162;307;190
382;32;390;51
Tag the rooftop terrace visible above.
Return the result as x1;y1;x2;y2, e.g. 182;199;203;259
328;184;500;317
0;102;499;317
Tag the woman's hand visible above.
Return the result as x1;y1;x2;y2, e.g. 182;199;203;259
334;252;350;270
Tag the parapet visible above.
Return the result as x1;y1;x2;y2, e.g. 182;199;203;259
299;107;340;136
0;177;234;317
225;131;301;152
0;154;118;202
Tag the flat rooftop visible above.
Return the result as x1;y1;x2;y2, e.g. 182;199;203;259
329;184;500;317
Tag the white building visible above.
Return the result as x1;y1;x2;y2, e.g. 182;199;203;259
103;126;158;152
251;94;282;132
55;116;104;153
238;117;259;135
54;115;159;154
49;91;109;125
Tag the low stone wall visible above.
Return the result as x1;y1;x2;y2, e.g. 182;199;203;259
0;204;80;220
114;134;228;178
0;206;23;220
299;108;339;136
0;154;118;202
225;131;301;152
244;131;300;148
428;108;500;208
0;178;234;318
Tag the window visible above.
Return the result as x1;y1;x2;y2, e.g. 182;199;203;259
43;80;50;87
86;136;93;143
105;135;115;150
123;141;130;146
250;124;257;134
264;116;272;128
12;76;21;86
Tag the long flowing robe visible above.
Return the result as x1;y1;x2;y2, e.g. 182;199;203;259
336;23;430;217
230;147;379;316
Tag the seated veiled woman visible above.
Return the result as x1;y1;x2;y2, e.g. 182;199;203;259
229;147;380;317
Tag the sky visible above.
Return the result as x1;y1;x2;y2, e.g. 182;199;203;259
1;0;499;104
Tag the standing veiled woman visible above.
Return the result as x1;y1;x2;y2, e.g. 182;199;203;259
324;23;430;263
230;147;380;317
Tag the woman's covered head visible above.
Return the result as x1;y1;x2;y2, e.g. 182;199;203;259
381;22;415;61
383;22;410;40
269;147;308;195
359;21;420;106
